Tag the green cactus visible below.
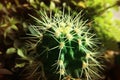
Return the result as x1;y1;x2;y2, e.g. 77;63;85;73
28;10;103;80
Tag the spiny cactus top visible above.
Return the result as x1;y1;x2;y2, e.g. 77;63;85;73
28;10;102;80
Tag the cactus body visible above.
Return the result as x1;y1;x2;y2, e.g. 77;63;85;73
28;11;102;80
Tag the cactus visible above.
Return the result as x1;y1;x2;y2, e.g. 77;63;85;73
28;10;103;80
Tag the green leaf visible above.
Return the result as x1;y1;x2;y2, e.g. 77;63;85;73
17;48;28;59
11;25;18;31
40;2;48;9
6;47;16;54
15;63;25;68
0;3;3;10
50;1;55;10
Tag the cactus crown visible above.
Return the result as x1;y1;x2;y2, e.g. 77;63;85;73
28;10;102;80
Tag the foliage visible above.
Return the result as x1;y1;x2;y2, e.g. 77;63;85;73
85;0;120;50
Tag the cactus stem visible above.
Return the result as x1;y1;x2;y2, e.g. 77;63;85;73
28;10;102;80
